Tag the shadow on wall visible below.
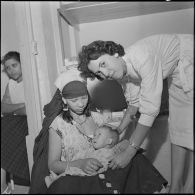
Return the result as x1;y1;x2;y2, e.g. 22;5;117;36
90;80;127;112
123;115;169;161
144;116;169;162
90;78;169;114
123;115;171;183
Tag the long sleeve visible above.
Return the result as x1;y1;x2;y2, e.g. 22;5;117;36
138;56;163;127
124;40;163;127
124;81;140;108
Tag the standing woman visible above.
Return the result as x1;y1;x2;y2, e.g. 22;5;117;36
1;51;30;194
78;34;193;193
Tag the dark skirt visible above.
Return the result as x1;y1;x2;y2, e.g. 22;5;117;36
46;153;168;194
1;114;30;186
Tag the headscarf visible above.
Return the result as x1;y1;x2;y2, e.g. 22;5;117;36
62;80;88;99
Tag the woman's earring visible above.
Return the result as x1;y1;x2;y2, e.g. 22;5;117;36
63;105;68;111
62;97;68;111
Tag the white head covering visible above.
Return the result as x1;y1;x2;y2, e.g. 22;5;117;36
55;69;86;92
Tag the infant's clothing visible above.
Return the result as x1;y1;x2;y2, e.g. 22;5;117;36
64;147;115;176
45;148;114;188
49;111;107;162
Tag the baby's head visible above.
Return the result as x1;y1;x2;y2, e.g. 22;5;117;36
92;125;119;150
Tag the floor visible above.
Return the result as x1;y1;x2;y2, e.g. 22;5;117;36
7;183;29;194
12;185;29;194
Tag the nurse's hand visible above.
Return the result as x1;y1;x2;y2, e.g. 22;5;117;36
108;146;137;169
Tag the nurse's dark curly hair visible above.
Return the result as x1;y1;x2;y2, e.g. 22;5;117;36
78;40;125;80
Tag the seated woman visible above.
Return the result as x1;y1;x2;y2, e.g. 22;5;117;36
30;69;167;194
1;51;30;194
45;125;121;187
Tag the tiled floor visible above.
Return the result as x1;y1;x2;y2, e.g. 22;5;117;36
12;185;29;194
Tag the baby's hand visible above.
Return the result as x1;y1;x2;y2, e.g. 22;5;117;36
45;170;59;188
49;170;59;180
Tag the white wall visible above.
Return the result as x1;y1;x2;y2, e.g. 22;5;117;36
1;1;20;98
79;8;194;48
1;2;20;55
40;2;60;96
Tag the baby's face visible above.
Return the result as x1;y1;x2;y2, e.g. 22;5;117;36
92;127;111;149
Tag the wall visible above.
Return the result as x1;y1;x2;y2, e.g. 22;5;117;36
27;2;64;105
79;8;194;48
1;2;20;55
60;18;80;60
1;1;20;98
40;2;60;96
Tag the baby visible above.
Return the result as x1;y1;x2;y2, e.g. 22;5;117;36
67;125;120;174
45;125;120;187
88;125;120;170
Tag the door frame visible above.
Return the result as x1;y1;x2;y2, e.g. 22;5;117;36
14;2;43;175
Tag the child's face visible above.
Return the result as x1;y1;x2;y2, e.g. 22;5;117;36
65;95;88;115
4;58;22;81
92;127;112;149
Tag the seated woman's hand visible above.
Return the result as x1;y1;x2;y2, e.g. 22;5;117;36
109;146;137;169
80;158;103;175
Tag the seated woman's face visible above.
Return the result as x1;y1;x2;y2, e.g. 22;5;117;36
66;95;89;115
